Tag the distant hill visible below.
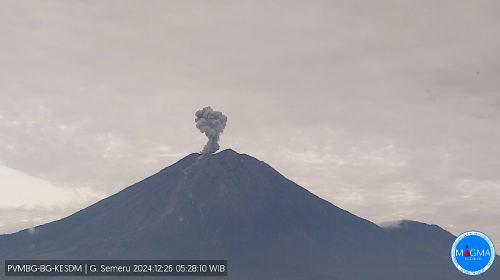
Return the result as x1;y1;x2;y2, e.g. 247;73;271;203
1;149;498;279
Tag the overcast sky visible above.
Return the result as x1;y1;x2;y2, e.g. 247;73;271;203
1;0;499;249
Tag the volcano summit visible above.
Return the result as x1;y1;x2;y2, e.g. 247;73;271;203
0;149;498;279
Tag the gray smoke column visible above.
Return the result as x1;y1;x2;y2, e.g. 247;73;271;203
195;106;228;154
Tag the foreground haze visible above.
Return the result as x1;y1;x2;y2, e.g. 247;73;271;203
0;0;499;252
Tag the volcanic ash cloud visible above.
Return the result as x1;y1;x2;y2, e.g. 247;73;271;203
195;106;227;154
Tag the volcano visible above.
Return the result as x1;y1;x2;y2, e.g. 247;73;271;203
1;149;498;279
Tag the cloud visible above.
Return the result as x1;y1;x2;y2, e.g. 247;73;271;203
0;0;498;249
378;220;405;229
0;205;84;234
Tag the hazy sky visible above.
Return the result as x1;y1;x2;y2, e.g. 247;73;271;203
1;1;499;248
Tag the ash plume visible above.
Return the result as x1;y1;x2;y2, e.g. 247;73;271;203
195;106;227;154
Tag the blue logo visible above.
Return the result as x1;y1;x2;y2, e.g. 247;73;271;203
451;230;495;275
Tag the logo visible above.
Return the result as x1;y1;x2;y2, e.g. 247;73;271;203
451;230;495;275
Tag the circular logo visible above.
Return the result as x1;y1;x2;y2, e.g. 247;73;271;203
451;230;495;275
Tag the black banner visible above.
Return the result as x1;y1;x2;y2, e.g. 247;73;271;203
5;260;227;276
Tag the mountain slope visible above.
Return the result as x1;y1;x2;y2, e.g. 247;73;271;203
1;149;498;279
